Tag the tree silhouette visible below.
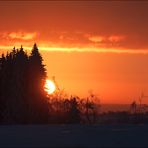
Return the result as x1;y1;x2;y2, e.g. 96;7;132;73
28;43;46;94
27;43;49;123
0;44;49;124
67;97;81;123
0;43;103;124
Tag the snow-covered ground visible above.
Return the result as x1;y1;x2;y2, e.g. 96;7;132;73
0;125;148;147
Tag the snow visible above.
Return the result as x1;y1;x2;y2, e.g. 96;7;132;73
0;125;148;147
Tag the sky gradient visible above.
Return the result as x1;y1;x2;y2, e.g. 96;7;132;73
1;1;148;104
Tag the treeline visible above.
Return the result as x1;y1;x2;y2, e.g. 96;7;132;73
1;44;148;125
0;44;49;124
98;111;148;124
47;94;101;124
0;44;100;124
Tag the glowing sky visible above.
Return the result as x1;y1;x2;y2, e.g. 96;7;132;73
1;1;148;103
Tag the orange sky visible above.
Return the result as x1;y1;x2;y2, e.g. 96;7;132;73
1;1;148;104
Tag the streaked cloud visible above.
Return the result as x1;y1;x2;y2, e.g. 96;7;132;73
43;31;127;49
87;36;105;43
0;30;147;54
86;34;125;44
1;44;148;55
108;35;125;42
1;31;38;40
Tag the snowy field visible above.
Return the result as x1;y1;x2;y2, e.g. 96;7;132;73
0;125;148;147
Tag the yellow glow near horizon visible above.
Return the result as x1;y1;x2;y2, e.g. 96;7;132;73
0;45;148;54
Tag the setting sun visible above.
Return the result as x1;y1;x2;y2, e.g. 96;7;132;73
45;79;56;95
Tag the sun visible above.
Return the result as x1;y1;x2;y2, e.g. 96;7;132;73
45;79;56;94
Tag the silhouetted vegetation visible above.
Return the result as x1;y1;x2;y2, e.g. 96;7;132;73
0;44;148;125
0;44;49;124
0;44;100;124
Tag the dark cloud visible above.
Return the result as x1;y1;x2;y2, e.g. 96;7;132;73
0;1;148;49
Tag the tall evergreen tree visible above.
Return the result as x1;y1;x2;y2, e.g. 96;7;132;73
0;54;6;121
27;44;49;123
29;43;46;94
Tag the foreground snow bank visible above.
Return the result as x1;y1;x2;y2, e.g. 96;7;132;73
0;125;148;147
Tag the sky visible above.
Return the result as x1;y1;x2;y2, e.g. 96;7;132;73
0;1;148;104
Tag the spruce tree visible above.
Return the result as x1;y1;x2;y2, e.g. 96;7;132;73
28;44;49;123
29;43;46;94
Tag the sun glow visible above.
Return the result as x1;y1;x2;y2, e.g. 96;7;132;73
45;79;56;94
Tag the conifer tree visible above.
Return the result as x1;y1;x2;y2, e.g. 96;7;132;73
0;44;49;124
0;54;6;121
29;43;46;94
27;44;49;123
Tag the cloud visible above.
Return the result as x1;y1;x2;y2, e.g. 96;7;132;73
1;31;37;40
87;36;105;43
0;30;147;52
86;34;125;44
42;30;126;49
52;31;148;50
108;35;125;42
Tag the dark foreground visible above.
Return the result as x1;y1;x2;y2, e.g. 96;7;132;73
0;125;148;147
